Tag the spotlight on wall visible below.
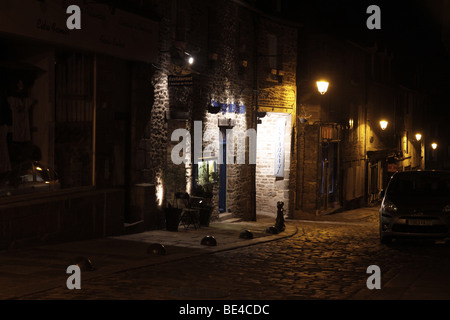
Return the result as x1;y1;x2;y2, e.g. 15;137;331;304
185;52;194;65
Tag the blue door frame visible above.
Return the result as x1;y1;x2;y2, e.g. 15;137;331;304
218;129;226;213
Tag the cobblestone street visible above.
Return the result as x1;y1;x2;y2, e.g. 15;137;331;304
20;210;450;300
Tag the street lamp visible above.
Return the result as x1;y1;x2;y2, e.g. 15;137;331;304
316;81;329;95
432;142;438;150
415;133;422;141
379;120;388;131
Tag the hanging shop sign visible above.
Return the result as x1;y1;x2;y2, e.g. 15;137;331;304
274;117;286;178
322;126;333;140
321;126;339;141
168;75;193;87
168;60;194;86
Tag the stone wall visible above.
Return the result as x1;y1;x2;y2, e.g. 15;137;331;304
131;0;298;221
131;3;172;210
188;0;254;220
294;123;320;217
256;112;292;217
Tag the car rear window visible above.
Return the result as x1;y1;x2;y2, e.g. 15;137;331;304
387;173;450;197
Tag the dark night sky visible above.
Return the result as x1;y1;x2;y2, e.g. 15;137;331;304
277;0;450;117
281;0;447;56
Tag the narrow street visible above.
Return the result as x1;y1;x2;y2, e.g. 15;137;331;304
20;208;450;301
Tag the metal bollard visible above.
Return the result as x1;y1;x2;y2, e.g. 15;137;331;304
275;201;285;232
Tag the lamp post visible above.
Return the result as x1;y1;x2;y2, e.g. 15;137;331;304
432;142;438;150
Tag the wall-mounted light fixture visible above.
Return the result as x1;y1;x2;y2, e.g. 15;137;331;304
379;120;388;131
316;80;329;95
185;52;194;65
348;118;354;130
415;133;422;141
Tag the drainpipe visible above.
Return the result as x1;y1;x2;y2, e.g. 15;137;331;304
249;12;259;222
92;54;97;187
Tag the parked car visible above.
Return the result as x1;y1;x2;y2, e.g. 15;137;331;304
379;170;450;244
0;161;60;197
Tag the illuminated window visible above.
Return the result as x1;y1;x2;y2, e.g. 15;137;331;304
195;157;218;194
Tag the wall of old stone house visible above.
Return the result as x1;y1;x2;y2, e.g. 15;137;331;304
256;113;292;217
366;83;397;152
295;35;370;215
182;0;255;220
340;103;367;208
129;1;172;226
294;123;320;217
254;17;298;218
130;0;298;221
185;0;296;220
134;0;256;220
396;88;426;171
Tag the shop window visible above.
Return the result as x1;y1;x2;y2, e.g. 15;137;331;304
54;52;94;188
194;157;218;195
0;161;59;197
0;50;59;198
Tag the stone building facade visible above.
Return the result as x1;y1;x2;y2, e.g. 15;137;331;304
131;0;299;221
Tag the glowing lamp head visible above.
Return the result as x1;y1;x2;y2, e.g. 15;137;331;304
432;142;438;150
316;81;329;95
415;133;422;141
184;52;194;65
379;120;388;131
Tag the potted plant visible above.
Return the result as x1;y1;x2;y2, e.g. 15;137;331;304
162;165;186;231
194;165;218;227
